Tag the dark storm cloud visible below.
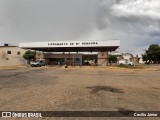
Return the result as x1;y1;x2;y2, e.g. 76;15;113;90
149;32;160;37
0;0;160;54
110;0;160;54
0;0;99;42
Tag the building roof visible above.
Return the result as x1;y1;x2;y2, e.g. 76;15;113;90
0;46;17;48
19;40;120;52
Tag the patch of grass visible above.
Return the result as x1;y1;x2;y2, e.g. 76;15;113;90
118;65;144;69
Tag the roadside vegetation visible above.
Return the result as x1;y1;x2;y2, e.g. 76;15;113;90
108;54;117;65
118;64;144;69
23;50;36;64
142;44;160;64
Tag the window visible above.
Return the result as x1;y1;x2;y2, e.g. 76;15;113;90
7;51;11;54
17;51;20;55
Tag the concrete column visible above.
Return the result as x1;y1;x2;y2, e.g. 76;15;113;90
73;54;75;65
97;51;108;66
80;55;82;66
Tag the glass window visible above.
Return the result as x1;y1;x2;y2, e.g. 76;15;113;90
17;52;20;55
7;51;11;54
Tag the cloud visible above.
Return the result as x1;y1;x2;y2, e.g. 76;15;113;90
0;0;160;55
0;0;99;42
95;0;160;54
112;0;160;20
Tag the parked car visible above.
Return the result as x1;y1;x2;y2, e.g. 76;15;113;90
31;60;47;67
118;60;133;66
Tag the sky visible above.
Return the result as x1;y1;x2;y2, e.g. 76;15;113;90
0;0;160;55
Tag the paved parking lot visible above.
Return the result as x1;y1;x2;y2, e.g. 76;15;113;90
0;66;160;120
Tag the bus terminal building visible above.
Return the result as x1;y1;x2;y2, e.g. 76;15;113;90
19;40;120;66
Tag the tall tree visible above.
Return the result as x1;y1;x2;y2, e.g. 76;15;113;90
142;44;160;64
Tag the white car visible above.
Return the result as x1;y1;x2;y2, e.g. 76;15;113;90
118;60;133;66
31;60;47;67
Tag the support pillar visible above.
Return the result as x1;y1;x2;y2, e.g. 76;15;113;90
97;51;108;66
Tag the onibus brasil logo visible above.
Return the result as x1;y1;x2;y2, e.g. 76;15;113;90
1;112;42;118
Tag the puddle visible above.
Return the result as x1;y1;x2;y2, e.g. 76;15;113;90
86;86;124;93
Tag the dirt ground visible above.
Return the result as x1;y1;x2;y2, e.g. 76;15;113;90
0;65;160;120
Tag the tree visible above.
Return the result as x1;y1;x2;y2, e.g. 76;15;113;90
108;55;117;65
142;44;160;64
142;53;148;63
23;50;36;64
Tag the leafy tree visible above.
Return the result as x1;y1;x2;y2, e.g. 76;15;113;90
108;55;117;65
142;44;160;64
23;50;36;64
142;53;148;63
